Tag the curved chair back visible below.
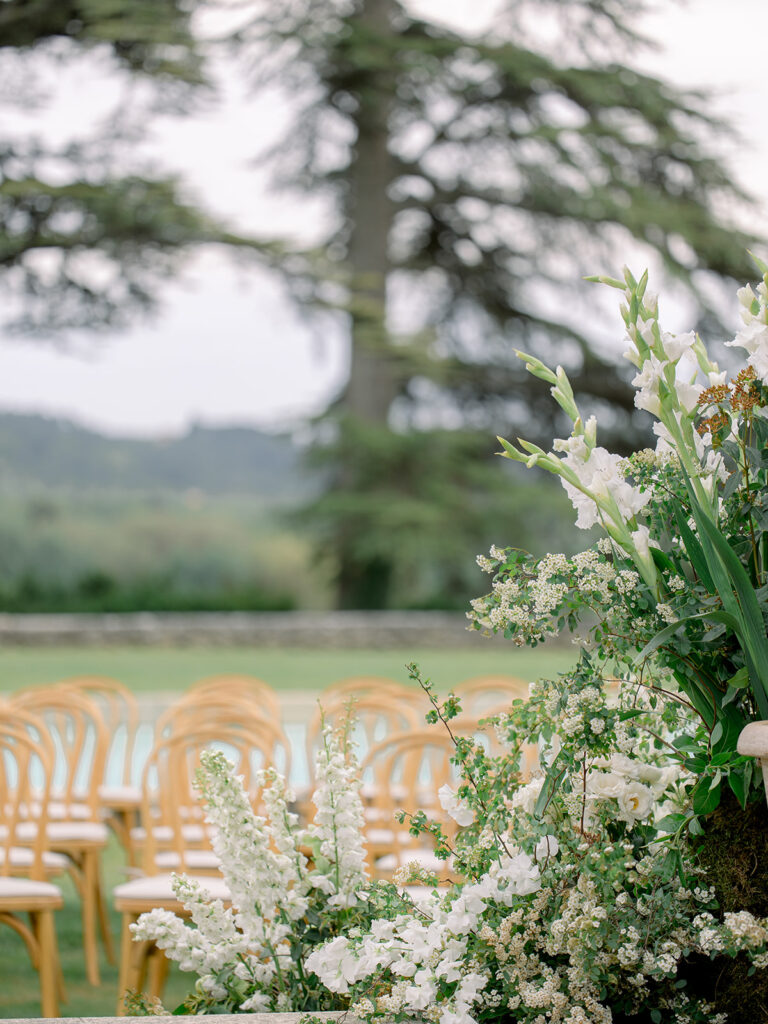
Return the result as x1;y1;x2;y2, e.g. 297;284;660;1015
452;675;530;718
58;676;140;788
9;687;108;820
185;675;281;722
307;691;423;777
155;692;291;781
0;711;56;880
139;720;281;876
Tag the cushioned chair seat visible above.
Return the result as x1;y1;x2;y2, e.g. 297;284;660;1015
0;876;63;903
15;820;109;844
98;784;142;806
376;848;452;874
0;846;70;871
153;849;221;871
130;823;209;844
114;872;230;905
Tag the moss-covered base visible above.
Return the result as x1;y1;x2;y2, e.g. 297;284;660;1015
684;790;768;1023
697;789;768;917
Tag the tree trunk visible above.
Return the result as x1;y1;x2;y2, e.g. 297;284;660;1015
335;0;401;609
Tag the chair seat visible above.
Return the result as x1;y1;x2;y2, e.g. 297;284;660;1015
376;848;452;874
154;849;221;871
15;820;109;845
98;784;142;808
130;823;209;844
114;873;231;913
47;801;92;820
365;828;413;846
0;847;70;872
0;876;63;909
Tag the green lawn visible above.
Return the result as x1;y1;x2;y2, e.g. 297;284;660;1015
0;644;578;695
0;836;193;1019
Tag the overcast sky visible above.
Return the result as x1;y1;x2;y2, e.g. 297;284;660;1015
2;0;768;438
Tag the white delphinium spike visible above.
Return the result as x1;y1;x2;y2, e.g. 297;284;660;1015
258;766;310;921
131;908;214;975
196;749;285;946
306;726;368;908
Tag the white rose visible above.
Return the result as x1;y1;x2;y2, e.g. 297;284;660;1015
586;771;626;800
511;776;544;816
618;781;654;823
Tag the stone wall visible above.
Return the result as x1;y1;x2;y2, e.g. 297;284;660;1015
0;610;506;648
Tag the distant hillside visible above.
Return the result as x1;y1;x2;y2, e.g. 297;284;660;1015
0;413;308;499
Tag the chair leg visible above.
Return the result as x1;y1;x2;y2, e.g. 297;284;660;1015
33;910;60;1018
96;865;116;964
82;849;100;985
147;944;170;1001
117;912;148;1015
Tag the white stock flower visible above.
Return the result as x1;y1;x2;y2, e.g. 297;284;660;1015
306;727;369;907
438;783;475;827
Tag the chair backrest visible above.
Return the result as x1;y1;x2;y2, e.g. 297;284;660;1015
58;676;140;788
452;675;530;718
320;676;424;705
185;675;281;722
306;692;423;779
138;720;281;876
9;687;108;819
155;693;291;782
0;710;56;880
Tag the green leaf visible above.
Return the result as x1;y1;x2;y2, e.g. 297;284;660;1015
728;666;750;689
729;768;748;810
534;751;565;818
673;505;715;591
692;775;722;816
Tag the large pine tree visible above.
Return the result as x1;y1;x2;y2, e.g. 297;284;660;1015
232;0;759;607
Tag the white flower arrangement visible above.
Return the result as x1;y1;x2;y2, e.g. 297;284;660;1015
134;268;768;1024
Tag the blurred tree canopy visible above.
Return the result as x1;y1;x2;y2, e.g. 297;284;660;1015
231;0;760;607
2;0;762;609
0;0;259;332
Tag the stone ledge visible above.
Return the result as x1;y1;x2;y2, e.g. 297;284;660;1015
4;1014;360;1024
0;610;504;648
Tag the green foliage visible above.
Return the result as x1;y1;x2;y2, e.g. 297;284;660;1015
0;488;325;612
0;0;206;82
241;0;759;450
0;413;306;497
301;417;586;608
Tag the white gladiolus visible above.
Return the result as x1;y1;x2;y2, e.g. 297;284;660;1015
726;319;768;382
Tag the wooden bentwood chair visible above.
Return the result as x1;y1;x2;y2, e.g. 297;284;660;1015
0;714;64;1016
